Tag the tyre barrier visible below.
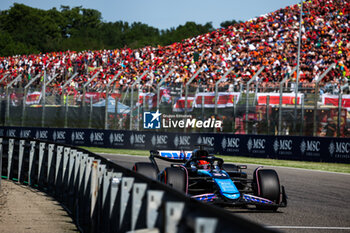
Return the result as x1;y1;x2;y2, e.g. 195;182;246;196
0;137;276;233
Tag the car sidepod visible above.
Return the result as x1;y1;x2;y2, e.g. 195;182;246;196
197;169;241;200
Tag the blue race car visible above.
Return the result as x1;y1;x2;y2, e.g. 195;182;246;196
132;147;287;211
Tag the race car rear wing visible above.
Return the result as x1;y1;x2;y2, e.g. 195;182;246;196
150;150;193;163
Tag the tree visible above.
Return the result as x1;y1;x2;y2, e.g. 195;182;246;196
220;19;241;28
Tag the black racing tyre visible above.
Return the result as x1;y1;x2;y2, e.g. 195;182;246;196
163;167;186;193
222;163;239;172
132;162;157;180
254;169;280;211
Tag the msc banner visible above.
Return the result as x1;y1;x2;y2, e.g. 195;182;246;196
0;126;349;163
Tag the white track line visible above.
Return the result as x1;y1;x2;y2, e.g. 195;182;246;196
99;153;350;175
266;226;350;230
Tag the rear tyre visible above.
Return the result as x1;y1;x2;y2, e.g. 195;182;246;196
162;167;186;193
132;162;157;180
253;169;280;211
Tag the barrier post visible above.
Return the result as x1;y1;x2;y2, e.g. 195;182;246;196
147;190;164;229
131;183;148;231
18;140;25;182
109;173;122;232
195;217;218;233
90;160;99;232
119;177;135;231
28;141;36;186
165;202;185;233
47;144;55;186
7;139;14;180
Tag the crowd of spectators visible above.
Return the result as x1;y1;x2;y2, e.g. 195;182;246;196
0;0;349;96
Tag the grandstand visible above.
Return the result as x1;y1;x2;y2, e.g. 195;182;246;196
0;0;349;137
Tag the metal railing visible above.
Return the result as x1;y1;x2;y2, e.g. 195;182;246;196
0;137;274;233
1;66;349;137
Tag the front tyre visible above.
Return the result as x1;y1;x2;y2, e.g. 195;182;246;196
253;169;281;211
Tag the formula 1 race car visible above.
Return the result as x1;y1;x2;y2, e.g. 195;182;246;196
132;146;287;211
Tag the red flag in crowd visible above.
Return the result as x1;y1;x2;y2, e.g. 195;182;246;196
256;93;303;105
322;94;350;110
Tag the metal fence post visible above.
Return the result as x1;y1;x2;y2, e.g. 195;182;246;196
279;67;297;135
5;74;22;126
313;63;336;136
232;95;237;132
83;72;101;108
266;96;270;135
185;67;204;116
300;95;305;135
214;67;234;116
42;70;46;127
245;66;264;134
337;93;342;137
130;71;148;130
157;69;175;111
89;96;93;128
22;74;41;126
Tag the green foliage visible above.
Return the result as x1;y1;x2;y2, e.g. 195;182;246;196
0;3;233;57
220;19;242;28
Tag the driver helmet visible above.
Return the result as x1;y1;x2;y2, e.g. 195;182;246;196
197;160;210;169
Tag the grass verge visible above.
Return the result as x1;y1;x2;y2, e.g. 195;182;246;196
81;147;350;174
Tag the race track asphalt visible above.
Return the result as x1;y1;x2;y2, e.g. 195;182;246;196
100;153;350;233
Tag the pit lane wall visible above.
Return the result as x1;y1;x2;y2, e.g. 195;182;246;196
0;126;349;163
0;136;274;233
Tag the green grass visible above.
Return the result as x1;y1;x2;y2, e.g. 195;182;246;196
81;147;350;174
